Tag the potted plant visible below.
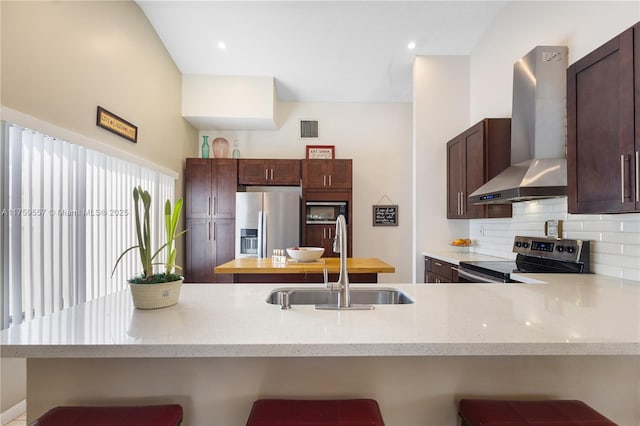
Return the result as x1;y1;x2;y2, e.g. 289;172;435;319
112;186;187;309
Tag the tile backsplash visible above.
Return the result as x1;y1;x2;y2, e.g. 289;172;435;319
469;198;640;282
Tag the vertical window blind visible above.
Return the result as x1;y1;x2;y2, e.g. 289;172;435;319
1;122;175;329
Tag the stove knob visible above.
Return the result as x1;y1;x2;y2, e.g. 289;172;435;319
515;241;522;248
567;246;576;254
522;242;529;249
557;246;565;252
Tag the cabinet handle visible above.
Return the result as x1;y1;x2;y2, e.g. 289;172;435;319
212;222;216;240
434;262;442;267
270;169;274;180
265;169;269;180
461;192;464;215
636;151;640;203
621;154;626;203
329;228;332;239
208;197;211;216
323;175;327;186
213;196;216;215
457;192;462;215
208;222;211;241
323;228;326;239
329;175;332;186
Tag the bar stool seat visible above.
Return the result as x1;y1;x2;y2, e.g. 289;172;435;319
30;404;183;426
458;399;616;426
246;399;385;425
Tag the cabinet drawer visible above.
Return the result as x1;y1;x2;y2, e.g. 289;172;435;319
430;259;453;282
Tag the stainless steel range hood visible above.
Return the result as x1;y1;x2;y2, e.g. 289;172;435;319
469;46;568;204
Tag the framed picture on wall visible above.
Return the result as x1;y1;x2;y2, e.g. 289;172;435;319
306;145;335;159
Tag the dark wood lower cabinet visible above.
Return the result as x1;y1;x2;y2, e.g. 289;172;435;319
185;218;235;283
424;256;458;283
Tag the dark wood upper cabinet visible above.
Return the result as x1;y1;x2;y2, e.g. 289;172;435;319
567;23;639;214
238;159;300;185
446;119;512;219
185;158;237;219
301;159;352;189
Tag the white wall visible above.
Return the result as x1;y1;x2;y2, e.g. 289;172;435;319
201;101;414;283
413;56;470;282
466;1;640;281
470;1;640;122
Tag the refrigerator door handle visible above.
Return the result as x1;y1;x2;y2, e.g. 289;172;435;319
257;211;264;258
261;212;268;257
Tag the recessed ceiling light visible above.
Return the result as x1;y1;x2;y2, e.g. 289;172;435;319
217;41;226;50
407;41;416;50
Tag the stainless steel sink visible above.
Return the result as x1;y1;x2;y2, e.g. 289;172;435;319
266;287;414;306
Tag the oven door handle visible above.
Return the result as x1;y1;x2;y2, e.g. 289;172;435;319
453;267;504;284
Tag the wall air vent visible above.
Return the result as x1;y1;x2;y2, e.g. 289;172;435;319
300;120;319;138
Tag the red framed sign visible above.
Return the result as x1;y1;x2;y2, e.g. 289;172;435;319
305;145;335;159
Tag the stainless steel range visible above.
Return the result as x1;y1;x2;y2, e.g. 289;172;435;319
457;236;590;283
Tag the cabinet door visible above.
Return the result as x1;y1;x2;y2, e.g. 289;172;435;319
634;22;640;210
327;159;352;188
302;160;331;188
463;123;487;219
185;218;213;283
302;160;352;189
212;219;235;283
238;159;269;185
271;159;301;185
186;159;212;218
447;138;465;218
568;26;636;213
213;159;237;218
305;225;338;257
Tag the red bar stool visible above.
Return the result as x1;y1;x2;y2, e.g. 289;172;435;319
246;399;385;425
30;404;183;426
458;399;617;426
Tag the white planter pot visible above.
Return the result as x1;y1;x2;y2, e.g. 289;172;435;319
128;278;183;310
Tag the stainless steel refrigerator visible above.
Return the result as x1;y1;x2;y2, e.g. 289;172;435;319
235;191;300;258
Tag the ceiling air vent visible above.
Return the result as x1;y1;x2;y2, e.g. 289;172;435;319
300;120;319;139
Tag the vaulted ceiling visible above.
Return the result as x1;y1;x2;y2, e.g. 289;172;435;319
138;1;507;103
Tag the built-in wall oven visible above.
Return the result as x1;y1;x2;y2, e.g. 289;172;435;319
305;201;348;224
457;236;591;283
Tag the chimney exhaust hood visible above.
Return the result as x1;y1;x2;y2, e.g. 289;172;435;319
468;46;568;204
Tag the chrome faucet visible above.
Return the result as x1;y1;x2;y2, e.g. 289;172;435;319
319;215;373;310
333;214;350;307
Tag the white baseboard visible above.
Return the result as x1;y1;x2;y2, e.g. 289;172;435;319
1;400;26;426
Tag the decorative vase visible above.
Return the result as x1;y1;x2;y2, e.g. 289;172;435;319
201;136;210;159
129;278;183;309
232;139;240;158
212;137;229;158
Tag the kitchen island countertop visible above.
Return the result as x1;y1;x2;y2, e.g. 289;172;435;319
215;257;395;274
2;274;638;358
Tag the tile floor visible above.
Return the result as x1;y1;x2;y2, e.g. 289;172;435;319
5;412;26;426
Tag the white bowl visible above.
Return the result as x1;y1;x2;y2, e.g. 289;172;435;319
286;247;324;262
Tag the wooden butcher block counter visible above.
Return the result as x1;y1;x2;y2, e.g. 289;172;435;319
214;257;395;283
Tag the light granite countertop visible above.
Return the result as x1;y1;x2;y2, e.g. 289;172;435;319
2;273;638;358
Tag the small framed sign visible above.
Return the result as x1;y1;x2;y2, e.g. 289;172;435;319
96;106;138;143
373;205;398;226
306;145;335;159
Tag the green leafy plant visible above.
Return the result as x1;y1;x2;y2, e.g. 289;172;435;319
112;186;187;284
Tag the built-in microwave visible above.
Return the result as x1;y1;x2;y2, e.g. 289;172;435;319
305;201;348;224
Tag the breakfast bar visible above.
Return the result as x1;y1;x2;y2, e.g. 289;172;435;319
214;257;395;283
2;274;639;425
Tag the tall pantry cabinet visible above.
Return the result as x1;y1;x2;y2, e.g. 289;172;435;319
185;158;237;283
